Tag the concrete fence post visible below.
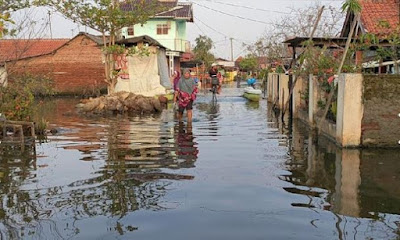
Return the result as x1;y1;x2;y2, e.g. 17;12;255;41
267;73;273;102
273;74;279;104
308;74;318;126
292;75;302;118
278;74;289;109
336;74;364;147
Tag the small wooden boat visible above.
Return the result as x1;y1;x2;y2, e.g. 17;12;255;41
243;87;262;102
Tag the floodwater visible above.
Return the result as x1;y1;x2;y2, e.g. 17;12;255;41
0;85;399;239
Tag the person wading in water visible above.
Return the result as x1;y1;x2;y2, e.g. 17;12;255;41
174;69;198;122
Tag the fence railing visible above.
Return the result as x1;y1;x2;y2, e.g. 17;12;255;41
158;39;190;53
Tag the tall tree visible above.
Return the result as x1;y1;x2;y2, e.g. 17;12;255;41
244;32;287;69
42;0;161;94
273;3;344;39
193;35;215;69
239;55;258;72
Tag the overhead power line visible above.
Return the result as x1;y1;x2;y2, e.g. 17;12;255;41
194;21;207;35
191;0;344;20
194;0;292;15
192;2;272;25
194;16;229;37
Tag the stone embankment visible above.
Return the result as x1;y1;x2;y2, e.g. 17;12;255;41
76;91;167;114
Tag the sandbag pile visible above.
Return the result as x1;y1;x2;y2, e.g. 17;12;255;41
76;91;164;114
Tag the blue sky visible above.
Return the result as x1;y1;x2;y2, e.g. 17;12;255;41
13;0;344;59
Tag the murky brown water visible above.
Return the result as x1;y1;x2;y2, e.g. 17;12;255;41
0;86;399;239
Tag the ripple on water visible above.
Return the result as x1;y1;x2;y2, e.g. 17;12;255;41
0;87;399;239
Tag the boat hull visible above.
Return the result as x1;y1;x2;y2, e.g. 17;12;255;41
243;92;261;102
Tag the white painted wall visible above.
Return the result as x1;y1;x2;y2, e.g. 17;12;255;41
0;65;7;87
336;74;364;147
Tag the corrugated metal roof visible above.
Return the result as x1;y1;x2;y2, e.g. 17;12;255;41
116;35;167;48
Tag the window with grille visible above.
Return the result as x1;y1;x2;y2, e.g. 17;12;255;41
156;24;169;35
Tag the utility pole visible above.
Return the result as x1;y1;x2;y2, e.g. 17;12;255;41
230;37;234;61
48;11;52;39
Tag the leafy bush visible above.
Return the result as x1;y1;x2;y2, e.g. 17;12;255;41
0;84;34;121
0;74;54;121
12;74;55;97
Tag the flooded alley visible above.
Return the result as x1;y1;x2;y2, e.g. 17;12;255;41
0;85;399;239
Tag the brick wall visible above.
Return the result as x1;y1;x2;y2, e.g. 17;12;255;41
8;35;106;94
362;75;400;147
52;35;106;94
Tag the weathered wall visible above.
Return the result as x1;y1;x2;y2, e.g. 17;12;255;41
7;35;106;94
362;75;400;147
52;35;106;94
337;74;363;147
0;65;7;86
266;73;288;108
278;74;289;109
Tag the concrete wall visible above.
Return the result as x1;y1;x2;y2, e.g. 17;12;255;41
0;65;7;87
362;75;400;147
302;74;363;147
7;35;106;94
267;73;277;102
308;75;319;125
278;74;289;109
336;74;363;147
264;72;399;148
292;75;304;118
266;73;289;109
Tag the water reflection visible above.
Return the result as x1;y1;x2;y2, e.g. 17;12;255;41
245;101;260;110
0;101;200;239
175;122;199;164
196;101;220;120
196;101;220;140
1;93;399;239
283;120;400;238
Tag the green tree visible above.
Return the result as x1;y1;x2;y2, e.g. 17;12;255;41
193;35;215;69
239;55;258;72
43;0;161;94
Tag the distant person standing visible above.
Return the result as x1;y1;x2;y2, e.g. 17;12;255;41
171;70;181;91
247;73;257;88
174;69;198;122
209;64;221;94
235;72;242;88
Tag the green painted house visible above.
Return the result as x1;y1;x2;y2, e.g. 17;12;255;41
120;0;193;75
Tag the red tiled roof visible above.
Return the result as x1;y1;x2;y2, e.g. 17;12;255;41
0;39;69;62
360;0;400;35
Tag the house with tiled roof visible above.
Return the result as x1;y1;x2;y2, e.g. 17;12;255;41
341;0;400;37
0;32;107;94
341;0;400;73
120;0;193;75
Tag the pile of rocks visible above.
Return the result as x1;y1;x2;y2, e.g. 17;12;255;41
76;91;165;114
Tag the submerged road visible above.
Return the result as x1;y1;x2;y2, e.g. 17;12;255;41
0;85;399;239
